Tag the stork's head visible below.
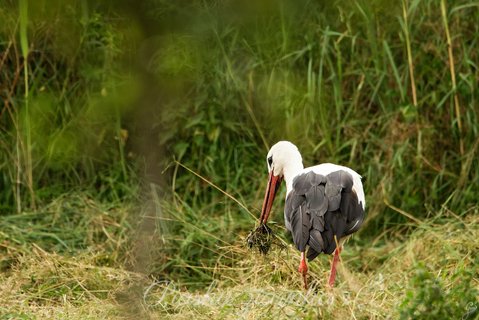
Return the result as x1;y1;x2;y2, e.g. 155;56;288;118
259;141;303;224
266;141;302;177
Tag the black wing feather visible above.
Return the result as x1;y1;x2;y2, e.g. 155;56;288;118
289;203;310;251
284;170;365;261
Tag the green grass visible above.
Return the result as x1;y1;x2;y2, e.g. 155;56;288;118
1;0;479;318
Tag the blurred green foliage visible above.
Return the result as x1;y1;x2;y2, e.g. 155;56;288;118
399;263;479;319
1;0;478;213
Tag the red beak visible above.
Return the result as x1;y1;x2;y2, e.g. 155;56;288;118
259;171;283;224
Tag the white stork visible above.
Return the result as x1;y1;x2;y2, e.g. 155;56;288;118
259;141;365;289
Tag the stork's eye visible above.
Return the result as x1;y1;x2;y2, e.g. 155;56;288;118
267;156;273;167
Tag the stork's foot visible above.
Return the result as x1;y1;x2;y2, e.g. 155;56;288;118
298;252;308;290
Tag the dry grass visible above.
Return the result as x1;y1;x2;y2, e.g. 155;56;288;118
0;248;133;319
3;201;476;319
137;209;479;319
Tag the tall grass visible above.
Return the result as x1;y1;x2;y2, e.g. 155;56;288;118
1;1;137;210
156;0;479;235
2;0;477;216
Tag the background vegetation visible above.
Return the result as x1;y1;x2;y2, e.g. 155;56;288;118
0;0;478;318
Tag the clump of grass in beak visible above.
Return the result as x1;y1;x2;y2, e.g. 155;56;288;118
246;224;273;254
246;224;285;254
247;167;285;254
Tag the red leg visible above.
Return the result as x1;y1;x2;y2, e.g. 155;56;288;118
328;239;342;288
298;252;308;290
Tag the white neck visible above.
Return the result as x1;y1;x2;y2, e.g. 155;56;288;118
283;160;304;195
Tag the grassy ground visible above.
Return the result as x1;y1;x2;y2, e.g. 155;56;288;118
0;196;477;319
1;0;479;319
